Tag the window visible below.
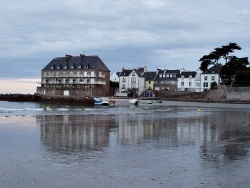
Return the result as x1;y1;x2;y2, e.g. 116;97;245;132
132;72;135;76
131;78;136;83
181;82;184;87
189;82;192;87
204;82;208;87
204;76;208;81
211;76;215;81
122;84;125;89
122;78;126;82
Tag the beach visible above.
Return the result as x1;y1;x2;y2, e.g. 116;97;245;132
0;100;250;187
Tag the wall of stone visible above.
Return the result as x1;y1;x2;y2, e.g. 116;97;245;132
226;87;250;101
207;87;250;102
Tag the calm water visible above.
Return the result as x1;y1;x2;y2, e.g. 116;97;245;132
0;100;250;187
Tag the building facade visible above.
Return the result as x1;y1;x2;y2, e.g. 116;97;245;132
177;71;200;92
200;65;221;91
116;67;146;97
154;69;180;91
36;54;110;97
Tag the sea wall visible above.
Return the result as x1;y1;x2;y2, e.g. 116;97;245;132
0;94;94;106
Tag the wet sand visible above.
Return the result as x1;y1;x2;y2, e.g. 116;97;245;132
0;100;250;187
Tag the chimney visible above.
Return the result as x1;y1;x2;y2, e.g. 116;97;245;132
80;54;85;60
65;54;72;62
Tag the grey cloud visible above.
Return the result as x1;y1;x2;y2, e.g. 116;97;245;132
1;0;250;79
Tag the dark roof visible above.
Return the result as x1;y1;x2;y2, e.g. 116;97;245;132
144;72;157;81
179;71;197;78
42;54;110;72
202;64;222;74
116;72;121;77
119;67;145;77
120;69;133;76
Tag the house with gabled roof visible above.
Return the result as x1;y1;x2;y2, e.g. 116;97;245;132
177;71;200;92
200;64;221;91
116;67;146;97
110;71;120;83
36;54;110;97
144;71;157;97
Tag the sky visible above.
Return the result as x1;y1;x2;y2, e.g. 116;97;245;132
1;0;250;94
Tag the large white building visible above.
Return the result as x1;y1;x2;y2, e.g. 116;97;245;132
116;67;146;97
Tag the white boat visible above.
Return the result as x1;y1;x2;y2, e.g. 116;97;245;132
129;99;139;105
101;100;109;106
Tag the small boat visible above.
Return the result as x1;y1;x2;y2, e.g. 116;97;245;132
101;100;110;106
94;98;103;105
108;99;116;104
129;99;139;105
147;101;153;104
94;98;110;106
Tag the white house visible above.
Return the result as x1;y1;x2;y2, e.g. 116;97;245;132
200;65;221;91
116;67;146;97
177;71;199;92
110;71;120;82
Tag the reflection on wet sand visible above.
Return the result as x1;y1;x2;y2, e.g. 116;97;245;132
36;109;250;164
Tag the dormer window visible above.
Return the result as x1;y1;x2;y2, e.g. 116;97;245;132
132;72;135;76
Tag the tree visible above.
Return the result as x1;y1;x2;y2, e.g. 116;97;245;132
220;57;249;85
199;42;242;72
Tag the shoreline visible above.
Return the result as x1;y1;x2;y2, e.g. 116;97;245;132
0;93;250;105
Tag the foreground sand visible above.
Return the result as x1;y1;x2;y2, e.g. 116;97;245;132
0;101;250;187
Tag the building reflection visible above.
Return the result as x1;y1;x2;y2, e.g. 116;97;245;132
36;110;250;163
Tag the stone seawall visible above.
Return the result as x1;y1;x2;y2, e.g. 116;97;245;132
156;87;250;103
205;87;250;103
0;94;94;106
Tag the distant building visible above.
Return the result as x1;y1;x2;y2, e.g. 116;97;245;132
116;67;146;97
144;71;157;97
110;71;120;82
154;69;180;91
177;71;200;92
200;65;221;91
36;54;110;97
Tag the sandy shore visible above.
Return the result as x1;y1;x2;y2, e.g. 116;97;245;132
0;101;250;187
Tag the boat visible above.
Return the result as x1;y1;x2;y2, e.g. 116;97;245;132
94;98;103;105
129;99;139;105
94;98;110;106
108;99;116;104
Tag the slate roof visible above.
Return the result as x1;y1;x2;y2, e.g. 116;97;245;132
179;71;197;78
144;72;157;81
120;69;133;76
42;54;110;72
119;68;145;77
202;64;222;74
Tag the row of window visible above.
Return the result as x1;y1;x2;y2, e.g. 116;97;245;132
43;71;105;78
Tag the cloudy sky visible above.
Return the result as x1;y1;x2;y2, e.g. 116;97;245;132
1;0;250;93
